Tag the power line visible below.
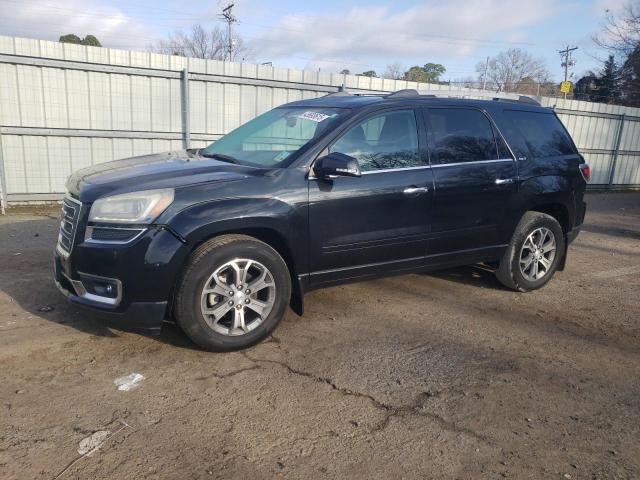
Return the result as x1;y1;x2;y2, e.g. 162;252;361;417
237;19;547;49
0;0;583;80
0;0;556;50
219;3;237;62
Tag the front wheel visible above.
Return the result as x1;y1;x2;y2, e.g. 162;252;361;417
174;235;291;351
495;211;565;292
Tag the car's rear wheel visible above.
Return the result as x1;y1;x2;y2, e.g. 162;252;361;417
495;211;565;292
175;234;291;351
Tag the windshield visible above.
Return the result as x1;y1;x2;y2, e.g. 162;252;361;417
200;106;349;168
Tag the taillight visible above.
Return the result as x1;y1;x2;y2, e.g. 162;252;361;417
579;163;591;182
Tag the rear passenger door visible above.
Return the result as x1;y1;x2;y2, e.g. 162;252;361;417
423;107;517;254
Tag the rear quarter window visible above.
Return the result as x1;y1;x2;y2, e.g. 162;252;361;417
503;110;576;159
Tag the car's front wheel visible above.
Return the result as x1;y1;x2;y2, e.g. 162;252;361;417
174;234;291;351
495;211;565;292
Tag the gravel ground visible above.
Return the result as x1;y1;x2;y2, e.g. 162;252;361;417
1;192;639;480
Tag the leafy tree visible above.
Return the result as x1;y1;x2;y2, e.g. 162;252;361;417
59;34;81;44
422;63;446;82
403;63;446;83
59;34;102;47
339;69;351;75
82;35;101;47
359;70;377;77
620;45;640;106
597;55;621;103
404;66;428;82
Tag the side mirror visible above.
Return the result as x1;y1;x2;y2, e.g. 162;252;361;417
313;152;362;179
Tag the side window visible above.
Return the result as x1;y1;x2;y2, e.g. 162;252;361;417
329;110;421;172
427;108;498;164
503;110;577;158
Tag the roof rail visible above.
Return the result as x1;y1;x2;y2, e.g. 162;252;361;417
326;88;389;97
327;88;541;106
384;89;420;98
385;89;540;106
325;90;352;97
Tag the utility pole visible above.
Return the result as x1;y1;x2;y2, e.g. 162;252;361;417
220;4;237;62
559;45;578;99
482;56;489;90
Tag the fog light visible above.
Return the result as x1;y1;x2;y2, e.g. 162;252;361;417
78;273;121;300
92;280;117;298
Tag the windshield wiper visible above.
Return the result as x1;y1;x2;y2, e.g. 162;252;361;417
198;150;240;164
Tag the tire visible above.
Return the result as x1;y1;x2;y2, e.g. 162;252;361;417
495;211;565;292
174;234;291;351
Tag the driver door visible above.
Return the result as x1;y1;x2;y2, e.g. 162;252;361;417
308;108;434;287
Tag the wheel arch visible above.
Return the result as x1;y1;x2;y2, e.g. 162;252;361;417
527;202;571;271
517;174;576;272
166;197;307;316
530;202;571;233
171;225;305;317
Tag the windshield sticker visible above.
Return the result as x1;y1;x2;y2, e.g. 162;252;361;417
297;111;331;123
273;151;291;161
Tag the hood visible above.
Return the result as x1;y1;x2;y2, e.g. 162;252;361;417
67;150;253;203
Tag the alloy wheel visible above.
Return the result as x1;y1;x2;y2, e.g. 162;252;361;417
519;227;557;281
200;258;276;336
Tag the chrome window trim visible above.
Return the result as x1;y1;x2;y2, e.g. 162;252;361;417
84;226;147;245
430;158;514;168
309;158;514;179
361;165;431;175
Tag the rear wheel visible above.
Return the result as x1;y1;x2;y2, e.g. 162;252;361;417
175;235;291;351
495;212;565;292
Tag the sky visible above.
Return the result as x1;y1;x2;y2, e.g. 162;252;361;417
0;0;630;82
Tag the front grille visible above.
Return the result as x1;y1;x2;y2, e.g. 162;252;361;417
57;196;82;255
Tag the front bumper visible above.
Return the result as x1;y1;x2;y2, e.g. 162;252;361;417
53;226;189;334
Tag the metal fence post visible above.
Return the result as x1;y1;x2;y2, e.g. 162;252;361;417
608;113;625;187
181;68;191;150
0;131;8;214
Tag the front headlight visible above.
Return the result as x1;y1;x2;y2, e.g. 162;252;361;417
88;188;174;224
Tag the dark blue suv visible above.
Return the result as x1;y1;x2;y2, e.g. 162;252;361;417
54;90;589;351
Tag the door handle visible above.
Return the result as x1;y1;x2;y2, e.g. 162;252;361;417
403;186;429;195
495;178;515;185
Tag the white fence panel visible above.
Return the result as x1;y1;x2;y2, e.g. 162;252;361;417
1;34;639;206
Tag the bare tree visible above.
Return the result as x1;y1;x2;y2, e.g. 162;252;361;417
476;48;550;93
152;24;249;61
592;2;640;106
593;2;640;56
383;62;404;80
